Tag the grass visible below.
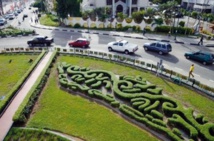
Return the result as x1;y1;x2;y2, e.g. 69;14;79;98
26;55;214;140
0;54;38;97
27;56;159;141
40;14;59;27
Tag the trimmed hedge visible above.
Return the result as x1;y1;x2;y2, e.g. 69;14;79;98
13;51;57;123
56;61;214;141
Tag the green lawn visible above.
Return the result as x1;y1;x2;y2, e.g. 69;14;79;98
0;54;38;97
40;14;59;27
27;56;159;141
26;55;214;141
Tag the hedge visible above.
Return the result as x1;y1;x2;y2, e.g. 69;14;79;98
13;51;57;123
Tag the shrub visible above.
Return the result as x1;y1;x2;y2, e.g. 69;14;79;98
125;18;132;23
179;21;185;27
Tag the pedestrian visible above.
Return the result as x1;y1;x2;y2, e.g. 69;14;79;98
22;16;25;21
188;64;194;78
142;28;146;36
168;31;171;37
198;35;204;45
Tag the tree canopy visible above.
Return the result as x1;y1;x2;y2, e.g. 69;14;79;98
55;0;82;19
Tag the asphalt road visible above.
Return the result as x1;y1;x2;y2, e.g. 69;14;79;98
0;6;214;87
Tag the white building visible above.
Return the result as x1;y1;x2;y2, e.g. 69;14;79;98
181;0;214;13
81;0;149;17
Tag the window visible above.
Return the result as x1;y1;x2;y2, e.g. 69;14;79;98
113;43;118;45
151;43;156;46
157;43;161;48
162;44;166;49
119;43;123;46
106;0;112;5
132;0;137;4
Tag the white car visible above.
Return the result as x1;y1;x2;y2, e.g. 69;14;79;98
107;40;138;54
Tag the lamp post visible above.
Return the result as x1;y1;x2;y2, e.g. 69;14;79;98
87;15;90;39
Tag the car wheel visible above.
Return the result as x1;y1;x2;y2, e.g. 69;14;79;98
108;47;113;52
69;44;73;47
186;55;190;59
159;51;163;55
124;50;129;55
203;61;207;65
28;43;32;47
144;47;148;51
44;43;48;47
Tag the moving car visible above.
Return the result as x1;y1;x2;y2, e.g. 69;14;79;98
143;42;172;55
0;18;7;26
8;14;15;20
184;51;214;65
27;36;54;47
68;38;90;48
23;14;28;18
107;40;138;54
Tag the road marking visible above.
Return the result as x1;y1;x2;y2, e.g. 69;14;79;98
209;79;214;83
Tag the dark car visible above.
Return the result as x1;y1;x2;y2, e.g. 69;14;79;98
27;36;54;47
68;38;90;48
143;42;172;55
23;14;28;18
184;51;214;65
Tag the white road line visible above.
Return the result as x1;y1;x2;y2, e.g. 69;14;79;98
209;79;214;83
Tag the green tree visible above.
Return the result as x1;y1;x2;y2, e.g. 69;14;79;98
55;0;82;19
191;11;198;19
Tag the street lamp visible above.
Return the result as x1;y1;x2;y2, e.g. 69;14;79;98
87;15;90;39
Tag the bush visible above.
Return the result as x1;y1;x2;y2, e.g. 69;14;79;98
73;23;81;28
179;21;185;27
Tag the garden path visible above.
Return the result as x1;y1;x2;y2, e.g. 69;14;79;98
0;51;53;141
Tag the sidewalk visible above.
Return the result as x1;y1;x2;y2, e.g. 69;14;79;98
0;52;53;140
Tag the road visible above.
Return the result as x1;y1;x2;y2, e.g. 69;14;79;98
0;6;214;87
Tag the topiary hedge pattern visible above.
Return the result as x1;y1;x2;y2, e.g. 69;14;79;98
57;62;214;141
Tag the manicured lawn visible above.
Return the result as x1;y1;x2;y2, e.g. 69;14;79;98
27;55;214;140
27;56;159;141
0;54;38;97
40;14;59;27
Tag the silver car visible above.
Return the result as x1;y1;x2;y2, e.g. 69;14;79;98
0;18;7;26
143;42;172;55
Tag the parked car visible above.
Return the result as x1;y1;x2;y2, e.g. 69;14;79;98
143;42;172;55
3;14;9;19
68;38;90;48
0;18;7;26
27;36;54;47
8;14;15;20
107;40;138;54
184;51;214;65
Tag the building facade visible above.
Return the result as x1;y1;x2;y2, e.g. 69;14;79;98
181;0;214;13
81;0;149;17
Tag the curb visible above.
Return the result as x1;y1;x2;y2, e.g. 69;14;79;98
0;33;39;38
205;44;214;47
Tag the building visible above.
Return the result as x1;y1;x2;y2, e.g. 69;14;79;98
81;0;149;17
181;0;214;13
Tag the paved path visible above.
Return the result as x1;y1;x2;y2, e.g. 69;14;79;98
0;52;53;141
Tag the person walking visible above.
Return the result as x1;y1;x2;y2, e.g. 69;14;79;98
142;28;146;36
188;64;194;78
198;35;204;45
168;31;171;37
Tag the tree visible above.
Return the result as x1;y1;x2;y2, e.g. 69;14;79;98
55;0;82;19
